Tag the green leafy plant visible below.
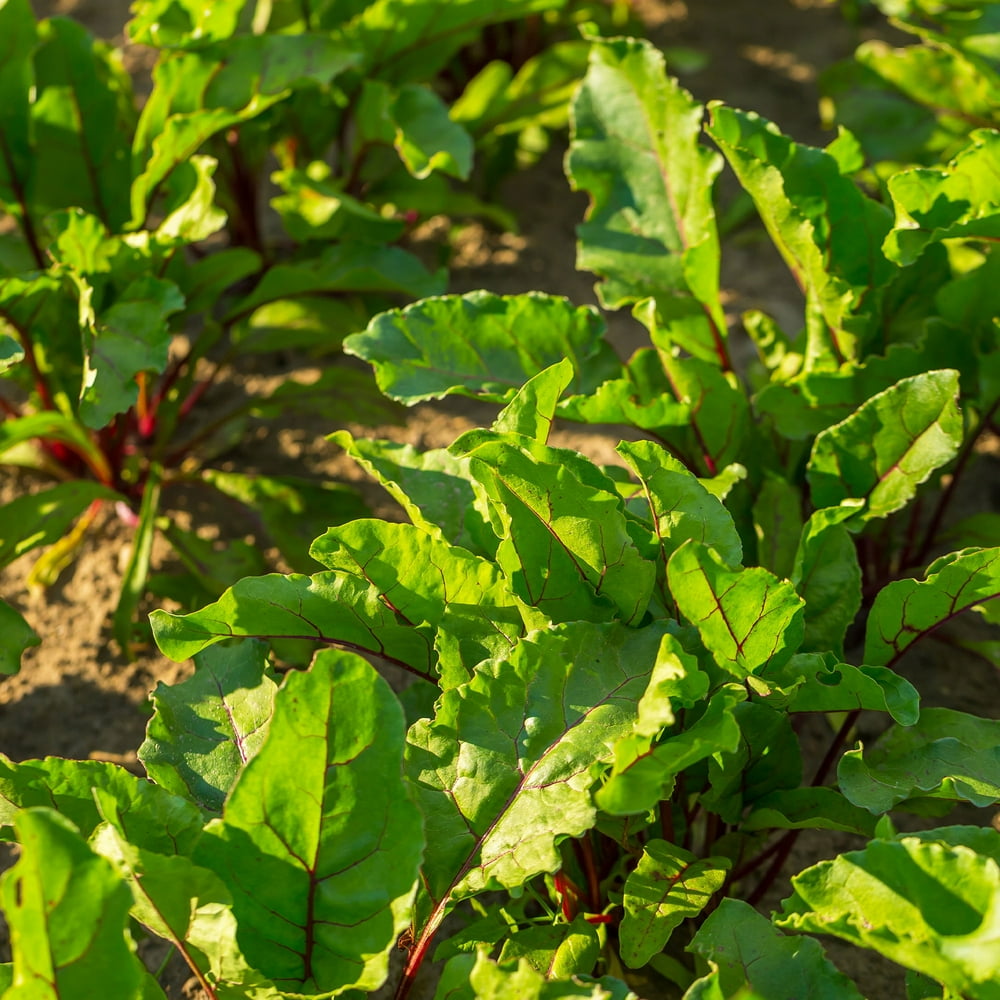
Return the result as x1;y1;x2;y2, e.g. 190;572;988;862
0;0;596;657
3;15;1000;1000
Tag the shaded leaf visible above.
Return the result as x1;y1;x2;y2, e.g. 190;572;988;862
743;787;878;836
138;640;278;814
689;898;864;1000
752;474;802;580
0;599;38;676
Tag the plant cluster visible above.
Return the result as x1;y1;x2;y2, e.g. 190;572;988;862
2;1;1000;998
0;0;602;655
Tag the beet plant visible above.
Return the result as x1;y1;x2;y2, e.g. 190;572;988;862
2;10;1000;1000
0;0;594;656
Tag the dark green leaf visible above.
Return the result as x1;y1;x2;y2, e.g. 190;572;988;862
743;787;878;836
752;474;802;580
690;898;864;1000
0;600;38;676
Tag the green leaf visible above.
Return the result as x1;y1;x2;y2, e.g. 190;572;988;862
227;243;445;341
497;918;600;979
885;130;1000;264
791;502;863;655
777;833;1000;997
620;840;729;968
690;898;864;1000
865;546;1000;668
619;439;743;569
743;786;878;836
194;650;423;994
0;599;38;675
807;370;963;522
150;572;437;680
128;0;245;47
30;17;134;232
492;359;574;444
330;430;494;556
667;541;805;677
155;153;228;243
79;277;185;428
467;438;656;625
0;411;112;484
138;640;278;814
597;684;745;816
0;482;119;569
567;37;726;351
762;652;919;726
0;756;202;855
391;84;473;180
407;623;667;961
839;707;1000;813
706;105;894;367
309;519;527;686
442;950;626;1000
92;827;275;997
1;808;147;1000
752;474;802;580
0;0;37;227
343;291;620;404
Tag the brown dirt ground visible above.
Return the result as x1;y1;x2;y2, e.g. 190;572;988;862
2;2;997;998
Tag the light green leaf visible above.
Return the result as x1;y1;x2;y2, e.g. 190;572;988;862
597;684;744;817
791;502;863;655
0;756;202;855
619;441;743;601
343;291;620;404
885;130;1000;264
467;438;655;625
194;650;423;995
330;430;494;556
706;105;894;367
567;37;726;358
138;640;278;814
778;833;1000;998
93;823;274;996
667;541;805;677
492;359;574;444
79;276;185;428
407;623;667;963
155;154;227;243
0;482;119;569
0;599;38;676
1;808;146;1000
392;84;473;179
497;918;600;980
309;519;527;686
865;546;1000;668
839;707;1000;813
127;0;245;47
690;898;864;1000
807;369;963;522
620;840;729;968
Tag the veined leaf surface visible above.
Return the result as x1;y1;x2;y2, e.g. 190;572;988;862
865;546;1000;667
194;651;423;995
405;623;668;969
667;541;805;677
807;369;962;521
